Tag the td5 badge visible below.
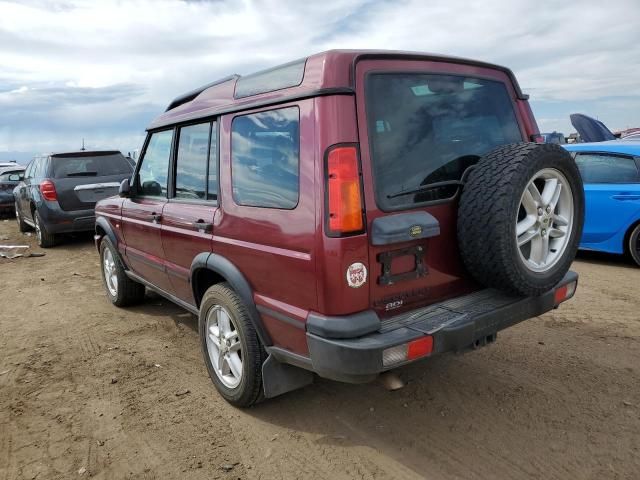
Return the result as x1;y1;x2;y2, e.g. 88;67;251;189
346;262;367;288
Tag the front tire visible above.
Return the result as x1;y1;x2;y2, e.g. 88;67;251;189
629;224;640;267
15;203;30;233
99;237;145;306
199;283;266;407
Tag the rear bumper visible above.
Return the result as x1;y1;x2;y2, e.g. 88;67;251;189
38;203;95;233
306;271;578;383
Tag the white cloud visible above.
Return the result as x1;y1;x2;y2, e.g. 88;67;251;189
0;0;638;155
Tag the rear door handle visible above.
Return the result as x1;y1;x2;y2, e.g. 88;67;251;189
193;220;213;233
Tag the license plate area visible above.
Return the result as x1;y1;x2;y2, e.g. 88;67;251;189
378;245;427;286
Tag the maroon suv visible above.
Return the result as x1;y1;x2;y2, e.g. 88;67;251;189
95;50;584;407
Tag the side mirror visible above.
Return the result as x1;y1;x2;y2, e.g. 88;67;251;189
119;178;131;198
8;174;22;182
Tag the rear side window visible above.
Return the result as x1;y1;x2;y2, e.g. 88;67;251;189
138;130;173;197
50;153;132;178
366;73;523;210
175;122;210;200
575;153;639;183
231;107;300;209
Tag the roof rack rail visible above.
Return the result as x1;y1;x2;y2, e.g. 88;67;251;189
165;74;240;112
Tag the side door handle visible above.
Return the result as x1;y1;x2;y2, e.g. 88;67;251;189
193;220;213;233
612;194;640;201
148;213;162;223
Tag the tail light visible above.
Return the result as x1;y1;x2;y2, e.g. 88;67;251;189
39;180;57;201
530;134;545;144
325;144;364;236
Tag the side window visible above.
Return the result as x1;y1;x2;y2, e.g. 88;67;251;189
231;106;299;209
31;159;42;179
575;153;640;183
207;121;218;201
175;122;210;200
25;161;34;179
138;130;173;197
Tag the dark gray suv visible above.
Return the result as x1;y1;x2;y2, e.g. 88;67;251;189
14;150;133;247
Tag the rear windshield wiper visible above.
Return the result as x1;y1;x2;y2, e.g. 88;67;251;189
66;171;98;177
386;180;464;199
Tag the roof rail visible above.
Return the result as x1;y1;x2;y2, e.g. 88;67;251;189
165;74;240;112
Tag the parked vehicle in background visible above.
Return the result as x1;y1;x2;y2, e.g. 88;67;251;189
0;166;25;215
14;150;133;247
540;132;566;144
0;161;24;175
564;141;640;266
95;50;583;407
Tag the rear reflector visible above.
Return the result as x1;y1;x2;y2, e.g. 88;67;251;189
382;336;433;368
326;145;364;235
39;180;57;201
554;280;577;305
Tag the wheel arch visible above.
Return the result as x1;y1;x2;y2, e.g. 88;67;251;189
95;216;118;251
623;218;640;256
191;253;272;346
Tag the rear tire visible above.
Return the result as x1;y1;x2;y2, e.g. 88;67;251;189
458;143;584;296
199;283;266;407
628;224;640;267
34;211;56;248
99;237;145;306
15;203;30;233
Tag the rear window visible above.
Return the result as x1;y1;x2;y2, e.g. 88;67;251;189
366;73;523;210
50;153;132;178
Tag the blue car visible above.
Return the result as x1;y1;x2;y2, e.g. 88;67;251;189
563;141;640;266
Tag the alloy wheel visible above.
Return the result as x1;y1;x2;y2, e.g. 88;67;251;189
205;305;243;389
516;168;574;273
102;247;118;296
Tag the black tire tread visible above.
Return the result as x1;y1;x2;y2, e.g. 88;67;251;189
100;237;145;307
15;203;30;233
199;283;266;407
35;211;56;248
458;142;584;296
628;223;640;267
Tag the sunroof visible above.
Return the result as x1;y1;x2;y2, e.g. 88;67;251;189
234;59;306;99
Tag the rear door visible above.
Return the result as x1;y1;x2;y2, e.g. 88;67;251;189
161;120;218;304
575;152;640;247
48;152;133;211
355;59;527;316
121;129;173;292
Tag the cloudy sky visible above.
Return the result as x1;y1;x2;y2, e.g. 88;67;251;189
1;0;639;161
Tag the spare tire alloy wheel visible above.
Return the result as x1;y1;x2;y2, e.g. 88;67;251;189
516;168;573;272
457;143;584;297
205;305;243;389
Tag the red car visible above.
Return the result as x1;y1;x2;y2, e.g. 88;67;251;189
95;50;584;406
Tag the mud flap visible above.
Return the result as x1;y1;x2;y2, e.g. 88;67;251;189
261;354;314;399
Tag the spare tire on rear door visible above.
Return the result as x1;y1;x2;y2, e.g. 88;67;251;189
457;143;584;297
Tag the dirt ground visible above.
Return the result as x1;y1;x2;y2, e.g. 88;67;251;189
0;216;638;480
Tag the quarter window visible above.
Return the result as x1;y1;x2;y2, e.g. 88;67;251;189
138;130;173;197
175;123;210;200
231;107;300;209
575;153;639;183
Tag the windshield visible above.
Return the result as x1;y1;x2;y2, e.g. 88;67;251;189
366;73;523;210
51;153;133;178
